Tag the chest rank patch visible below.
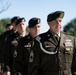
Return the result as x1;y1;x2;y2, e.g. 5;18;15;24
13;50;17;58
29;50;34;62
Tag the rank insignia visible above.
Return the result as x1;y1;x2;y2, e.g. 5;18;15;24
22;19;25;22
59;12;64;18
29;50;34;62
13;50;17;57
37;18;41;24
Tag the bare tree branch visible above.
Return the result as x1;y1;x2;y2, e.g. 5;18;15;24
0;0;11;13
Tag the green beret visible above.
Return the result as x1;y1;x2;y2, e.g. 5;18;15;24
28;17;41;28
6;23;11;28
47;11;64;22
11;16;20;23
16;18;25;25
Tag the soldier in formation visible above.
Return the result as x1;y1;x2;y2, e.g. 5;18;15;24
29;11;76;75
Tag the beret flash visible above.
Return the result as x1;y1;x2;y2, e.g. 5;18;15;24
47;11;64;22
11;16;20;23
16;18;25;25
28;17;41;28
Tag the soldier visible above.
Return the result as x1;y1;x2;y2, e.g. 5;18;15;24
29;11;76;75
10;16;20;33
0;16;20;74
14;17;41;75
5;23;13;31
3;18;27;75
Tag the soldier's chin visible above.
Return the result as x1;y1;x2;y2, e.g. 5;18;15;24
56;29;60;32
55;30;60;34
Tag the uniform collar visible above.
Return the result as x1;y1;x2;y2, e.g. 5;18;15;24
54;32;60;37
47;30;54;38
48;29;60;37
20;34;26;37
27;33;33;40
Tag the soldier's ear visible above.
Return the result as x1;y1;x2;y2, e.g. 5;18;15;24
47;22;51;26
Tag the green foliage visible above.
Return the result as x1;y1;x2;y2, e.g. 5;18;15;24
0;18;29;35
0;18;11;34
63;18;76;36
26;26;29;33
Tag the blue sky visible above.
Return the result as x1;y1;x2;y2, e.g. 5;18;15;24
0;0;76;33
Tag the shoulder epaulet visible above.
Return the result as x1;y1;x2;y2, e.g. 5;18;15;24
35;35;41;41
62;32;76;38
63;32;74;36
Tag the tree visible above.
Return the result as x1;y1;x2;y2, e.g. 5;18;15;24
26;26;29;33
0;18;11;34
0;18;30;35
63;18;76;36
0;0;11;13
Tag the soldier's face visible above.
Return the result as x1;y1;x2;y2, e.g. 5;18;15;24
6;25;13;31
29;24;40;38
17;22;26;34
48;18;62;35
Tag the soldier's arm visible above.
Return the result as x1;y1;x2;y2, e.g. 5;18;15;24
71;37;76;75
3;38;11;75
